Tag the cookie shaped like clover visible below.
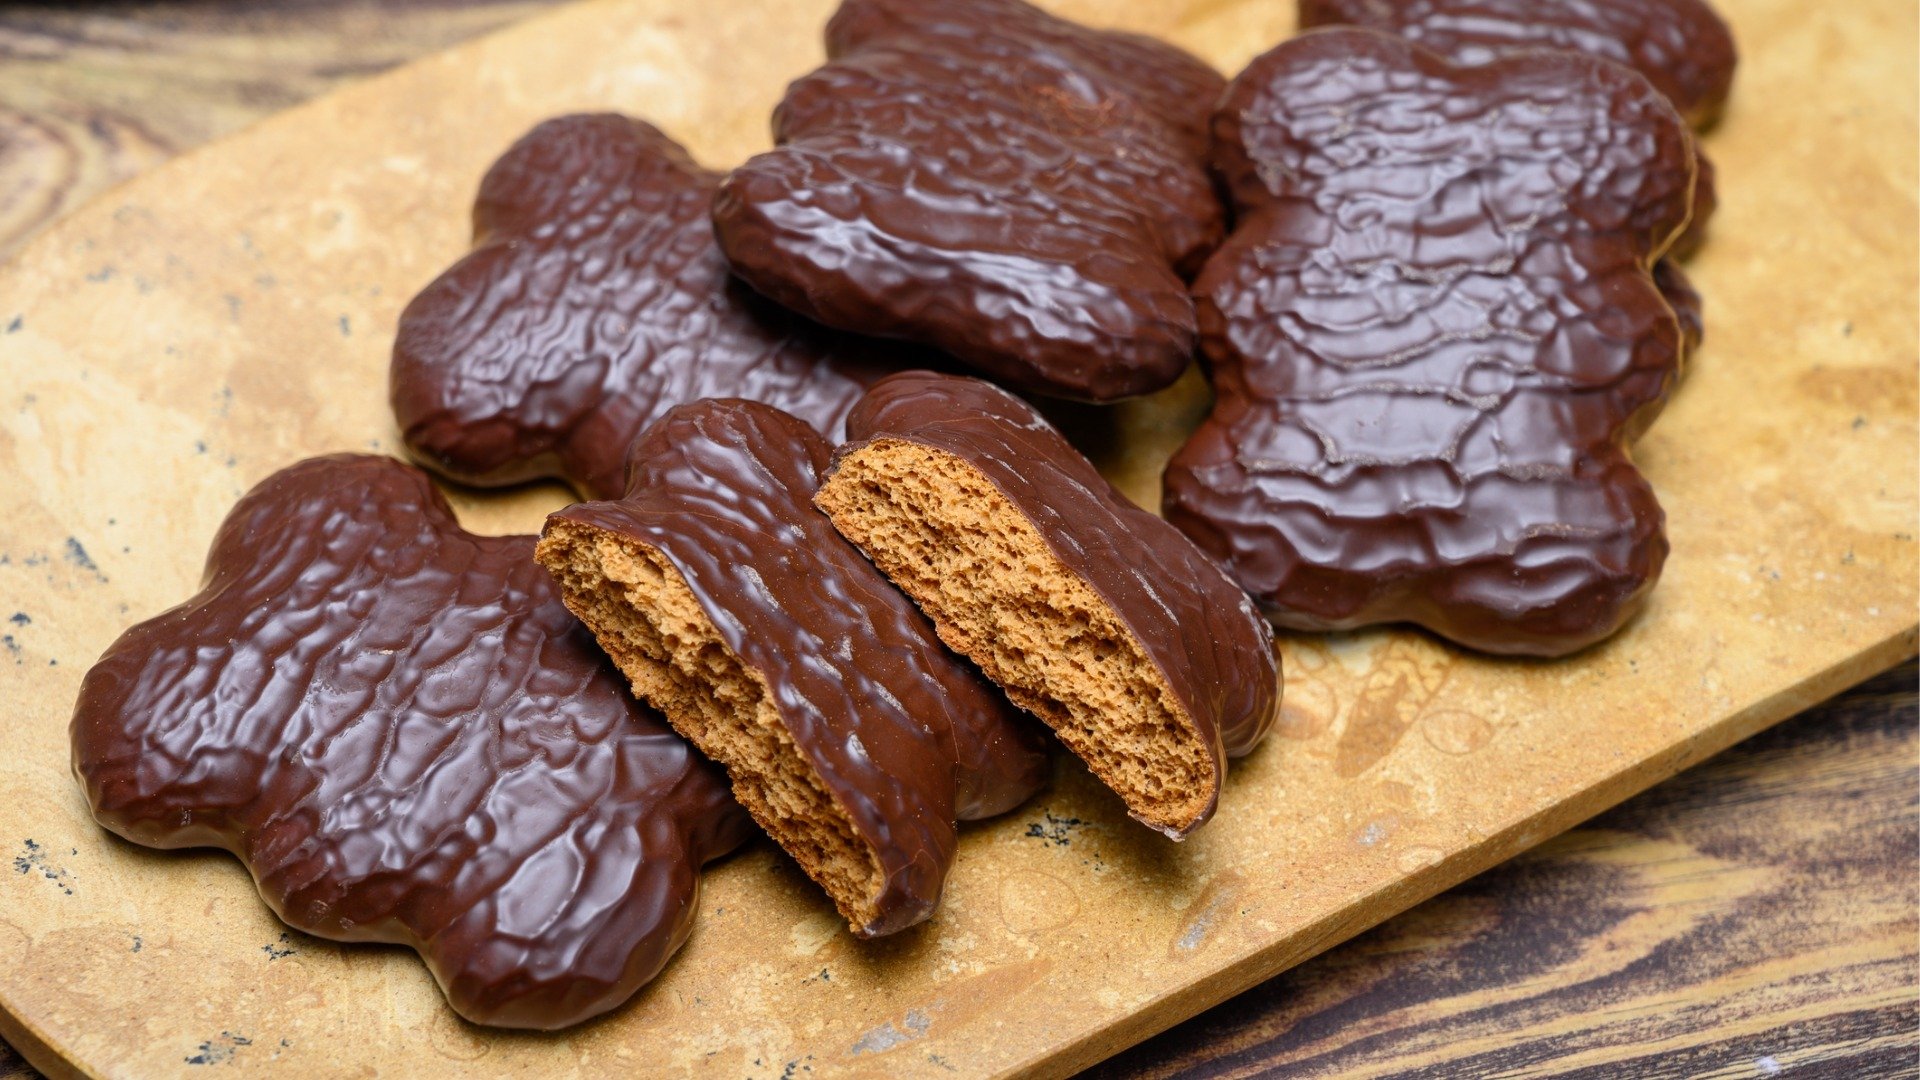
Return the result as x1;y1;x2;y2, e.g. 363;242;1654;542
392;114;893;500
71;454;754;1029
711;0;1226;403
1164;29;1697;656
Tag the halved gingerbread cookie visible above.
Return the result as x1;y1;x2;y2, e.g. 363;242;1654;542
71;454;753;1029
536;399;1048;936
815;372;1280;839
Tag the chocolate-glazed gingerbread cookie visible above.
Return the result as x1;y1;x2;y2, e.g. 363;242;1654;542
1165;30;1696;656
816;372;1279;839
392;114;891;499
711;0;1226;403
1298;0;1736;127
537;400;1048;936
1298;0;1734;259
71;454;753;1030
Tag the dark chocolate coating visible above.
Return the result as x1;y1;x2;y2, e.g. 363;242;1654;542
832;371;1280;776
70;454;753;1029
1297;0;1736;127
1297;0;1731;258
1166;30;1695;656
1656;260;1705;357
548;400;1049;936
1665;149;1716;262
391;114;893;500
711;0;1226;403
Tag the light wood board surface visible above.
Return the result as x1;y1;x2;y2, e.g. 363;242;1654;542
0;0;554;263
1093;659;1920;1078
1;7;1914;1080
0;0;1913;1077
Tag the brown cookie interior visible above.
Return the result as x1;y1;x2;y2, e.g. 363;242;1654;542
536;519;887;931
817;439;1216;837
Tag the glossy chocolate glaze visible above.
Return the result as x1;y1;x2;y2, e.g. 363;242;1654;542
547;400;1049;935
70;454;753;1029
1166;30;1695;656
711;0;1226;403
1665;150;1717;262
1298;0;1732;259
1297;0;1736;127
391;114;894;500
1656;260;1705;357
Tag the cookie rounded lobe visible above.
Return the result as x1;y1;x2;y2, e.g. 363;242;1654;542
710;0;1225;403
390;113;886;499
71;454;753;1029
1297;0;1736;127
1167;30;1694;656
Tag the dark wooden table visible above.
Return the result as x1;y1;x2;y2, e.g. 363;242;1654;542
2;3;1914;1076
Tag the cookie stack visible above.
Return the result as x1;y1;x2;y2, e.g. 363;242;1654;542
71;0;1731;1030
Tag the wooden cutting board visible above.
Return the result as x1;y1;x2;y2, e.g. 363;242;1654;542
0;0;1912;1075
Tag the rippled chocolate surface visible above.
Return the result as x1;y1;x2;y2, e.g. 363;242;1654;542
834;371;1280;776
1299;0;1732;270
549;401;1049;935
391;114;892;499
1166;30;1695;656
70;454;753;1029
1298;0;1737;127
712;0;1225;402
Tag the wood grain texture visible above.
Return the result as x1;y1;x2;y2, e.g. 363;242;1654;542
0;5;558;1076
0;1;1914;1077
0;1032;26;1078
1095;659;1920;1079
0;0;559;260
4;668;1907;1080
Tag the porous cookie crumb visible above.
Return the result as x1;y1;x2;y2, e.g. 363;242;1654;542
70;454;751;1029
537;519;886;931
818;440;1216;836
537;398;1044;937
